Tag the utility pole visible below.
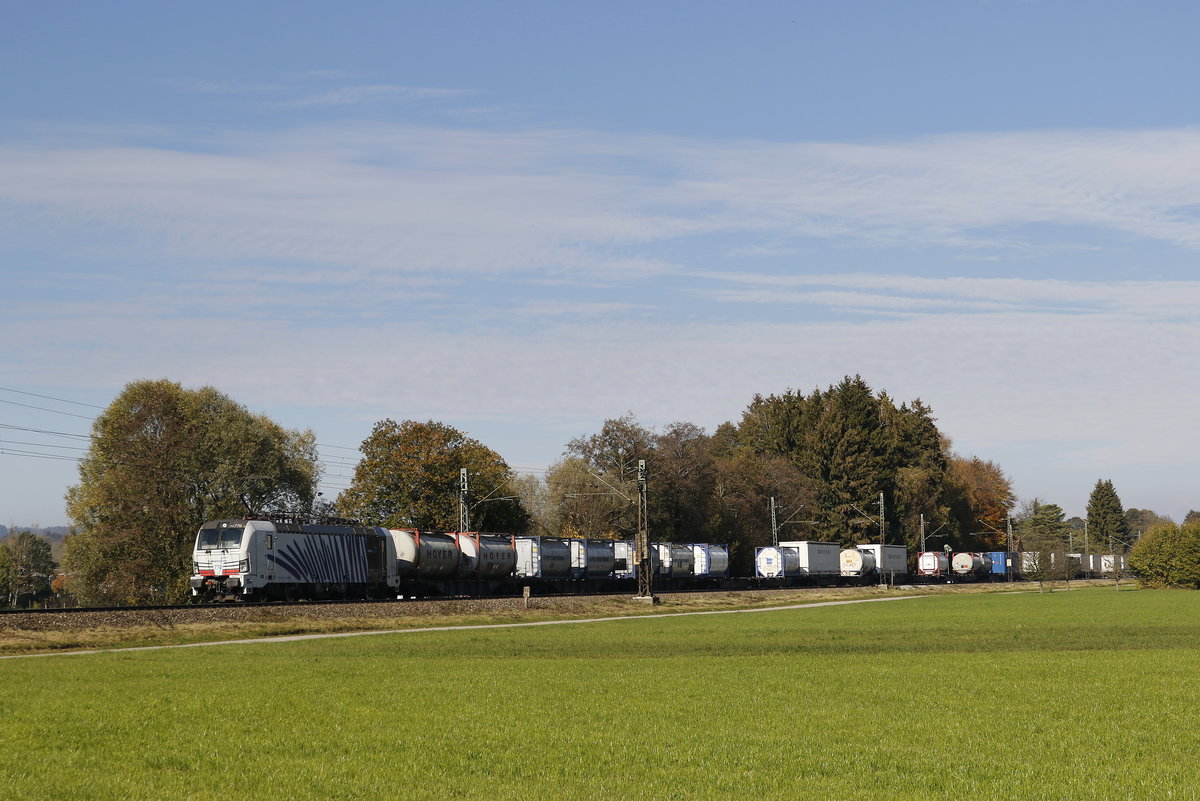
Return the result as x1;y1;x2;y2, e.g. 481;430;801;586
879;492;886;546
459;468;470;532
1006;513;1014;583
770;496;779;547
635;459;654;600
920;513;925;552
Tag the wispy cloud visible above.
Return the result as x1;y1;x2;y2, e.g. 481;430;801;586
692;272;1200;317
6;122;1200;282
286;85;477;107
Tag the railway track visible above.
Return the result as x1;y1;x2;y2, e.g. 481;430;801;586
0;578;917;617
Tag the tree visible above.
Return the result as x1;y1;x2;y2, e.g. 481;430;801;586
1128;522;1200;588
1124;509;1172;542
943;455;1015;550
707;447;816;575
0;544;11;607
1086;480;1129;553
1014;500;1072;590
544;456;629;539
63;379;320;604
4;531;57;606
737;376;952;547
562;414;656;538
647;421;716;542
509;472;553;537
338;419;529;532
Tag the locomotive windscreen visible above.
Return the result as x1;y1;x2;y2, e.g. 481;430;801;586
196;523;246;550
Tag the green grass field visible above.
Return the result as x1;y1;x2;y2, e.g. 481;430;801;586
2;588;1199;800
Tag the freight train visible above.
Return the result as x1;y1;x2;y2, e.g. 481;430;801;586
190;517;733;601
190;517;1126;601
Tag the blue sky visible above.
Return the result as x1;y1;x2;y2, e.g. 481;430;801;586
3;1;1200;527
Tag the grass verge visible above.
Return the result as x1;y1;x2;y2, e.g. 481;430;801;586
1;585;1194;800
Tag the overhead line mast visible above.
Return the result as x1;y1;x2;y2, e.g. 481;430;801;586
635;459;656;601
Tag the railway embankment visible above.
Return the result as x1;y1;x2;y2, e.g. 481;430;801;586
0;580;1118;655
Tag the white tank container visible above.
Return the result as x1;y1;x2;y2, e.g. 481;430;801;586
840;548;877;576
756;546;800;578
952;552;984;575
515;536;571;578
455;533;517;579
777;541;841;575
570;539;616;578
918;551;950;576
390;529;460;579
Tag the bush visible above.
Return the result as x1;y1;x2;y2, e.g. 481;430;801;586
1128;522;1200;588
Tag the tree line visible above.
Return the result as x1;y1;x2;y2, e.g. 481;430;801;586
44;376;1200;605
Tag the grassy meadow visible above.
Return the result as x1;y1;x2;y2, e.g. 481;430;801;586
2;587;1199;800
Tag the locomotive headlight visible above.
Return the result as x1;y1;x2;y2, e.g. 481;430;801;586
192;561;200;574
239;559;250;573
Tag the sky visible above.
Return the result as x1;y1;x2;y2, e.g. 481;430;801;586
3;0;1200;528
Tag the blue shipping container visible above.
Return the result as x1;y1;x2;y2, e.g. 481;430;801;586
986;551;1011;574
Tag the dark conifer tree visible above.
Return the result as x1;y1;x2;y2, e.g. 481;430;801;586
1086;479;1130;553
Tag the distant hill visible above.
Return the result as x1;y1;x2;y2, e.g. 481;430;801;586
1;525;71;542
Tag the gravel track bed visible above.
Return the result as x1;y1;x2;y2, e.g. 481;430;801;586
0;587;864;633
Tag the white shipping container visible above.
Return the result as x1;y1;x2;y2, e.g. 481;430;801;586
777;541;842;575
856;544;907;575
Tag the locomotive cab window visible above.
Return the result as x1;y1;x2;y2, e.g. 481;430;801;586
196;524;246;551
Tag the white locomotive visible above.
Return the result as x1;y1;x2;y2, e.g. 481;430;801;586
190;517;732;601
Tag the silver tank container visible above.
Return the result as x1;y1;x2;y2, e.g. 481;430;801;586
390;529;461;579
570;539;616;578
455;533;517;579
